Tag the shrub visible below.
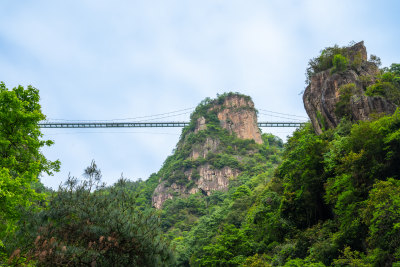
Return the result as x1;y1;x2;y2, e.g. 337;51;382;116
331;54;349;74
365;68;400;105
305;45;346;84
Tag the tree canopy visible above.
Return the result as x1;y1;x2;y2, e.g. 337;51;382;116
0;82;59;251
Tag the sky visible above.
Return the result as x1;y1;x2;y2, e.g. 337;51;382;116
1;0;399;189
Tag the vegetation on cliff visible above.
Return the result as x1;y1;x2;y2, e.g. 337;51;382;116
162;132;283;265
303;41;398;134
152;92;265;209
365;63;400;105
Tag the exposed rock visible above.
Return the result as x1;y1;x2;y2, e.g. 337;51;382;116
152;181;174;209
215;95;263;144
151;165;240;208
190;137;219;160
303;41;397;134
197;165;240;195
194;116;207;133
151;93;262;209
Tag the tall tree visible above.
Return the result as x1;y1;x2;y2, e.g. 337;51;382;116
0;82;59;247
11;162;175;266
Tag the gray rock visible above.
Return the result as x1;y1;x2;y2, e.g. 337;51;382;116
303;41;397;134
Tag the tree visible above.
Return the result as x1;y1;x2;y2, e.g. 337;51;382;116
10;161;175;266
0;83;59;249
277;124;331;228
362;179;400;265
331;54;349;74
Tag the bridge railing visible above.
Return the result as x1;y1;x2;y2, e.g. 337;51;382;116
38;121;307;128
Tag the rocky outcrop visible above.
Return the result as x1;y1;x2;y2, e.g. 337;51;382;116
190;137;219;160
196;165;240;194
152;181;174;209
215;95;263;144
303;41;397;134
152;165;240;209
151;93;262;209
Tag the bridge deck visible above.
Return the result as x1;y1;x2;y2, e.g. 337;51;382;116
38;121;306;128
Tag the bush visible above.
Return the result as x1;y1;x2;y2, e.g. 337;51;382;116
365;65;400;104
305;45;346;84
331;54;349;74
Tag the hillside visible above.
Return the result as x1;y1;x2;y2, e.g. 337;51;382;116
151;42;400;266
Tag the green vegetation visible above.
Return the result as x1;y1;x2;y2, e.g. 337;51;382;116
0;83;59;259
305;44;348;84
156;92;265;191
331;54;349;74
366;63;400;105
2;49;400;265
335;83;357;119
7;162;174;266
154;88;400;265
0;83;173;266
305;42;378;84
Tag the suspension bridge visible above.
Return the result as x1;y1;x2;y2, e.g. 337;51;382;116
38;108;308;129
38;121;306;128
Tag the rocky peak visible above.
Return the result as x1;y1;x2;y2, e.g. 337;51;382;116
213;95;262;144
151;93;263;209
303;41;397;134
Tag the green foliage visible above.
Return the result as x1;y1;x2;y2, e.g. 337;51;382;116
366;66;400;105
244;108;400;266
331;54;349;74
335;83;357;119
332;247;369;267
284;258;326;266
232;185;251;199
277;123;331;228
305;45;347;84
156;93;268;194
369;54;382;67
10;162;175;266
149;58;400;266
362;179;400;260
161;194;207;232
159;130;284;265
390;63;400;75
196;224;255;266
0;82;59;260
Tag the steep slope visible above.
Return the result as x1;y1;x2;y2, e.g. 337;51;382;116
303;41;397;134
152;93;263;209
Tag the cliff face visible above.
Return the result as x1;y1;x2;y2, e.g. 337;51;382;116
215;96;263;144
152;93;262;209
303;41;397;134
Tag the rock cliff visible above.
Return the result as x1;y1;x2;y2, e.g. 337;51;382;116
152;93;263;209
215;96;263;144
303;41;397;134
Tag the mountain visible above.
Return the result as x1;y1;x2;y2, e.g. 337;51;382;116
152;92;265;209
150;42;400;266
303;41;397;134
4;42;400;266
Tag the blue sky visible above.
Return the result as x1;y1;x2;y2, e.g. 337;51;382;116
1;0;399;188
